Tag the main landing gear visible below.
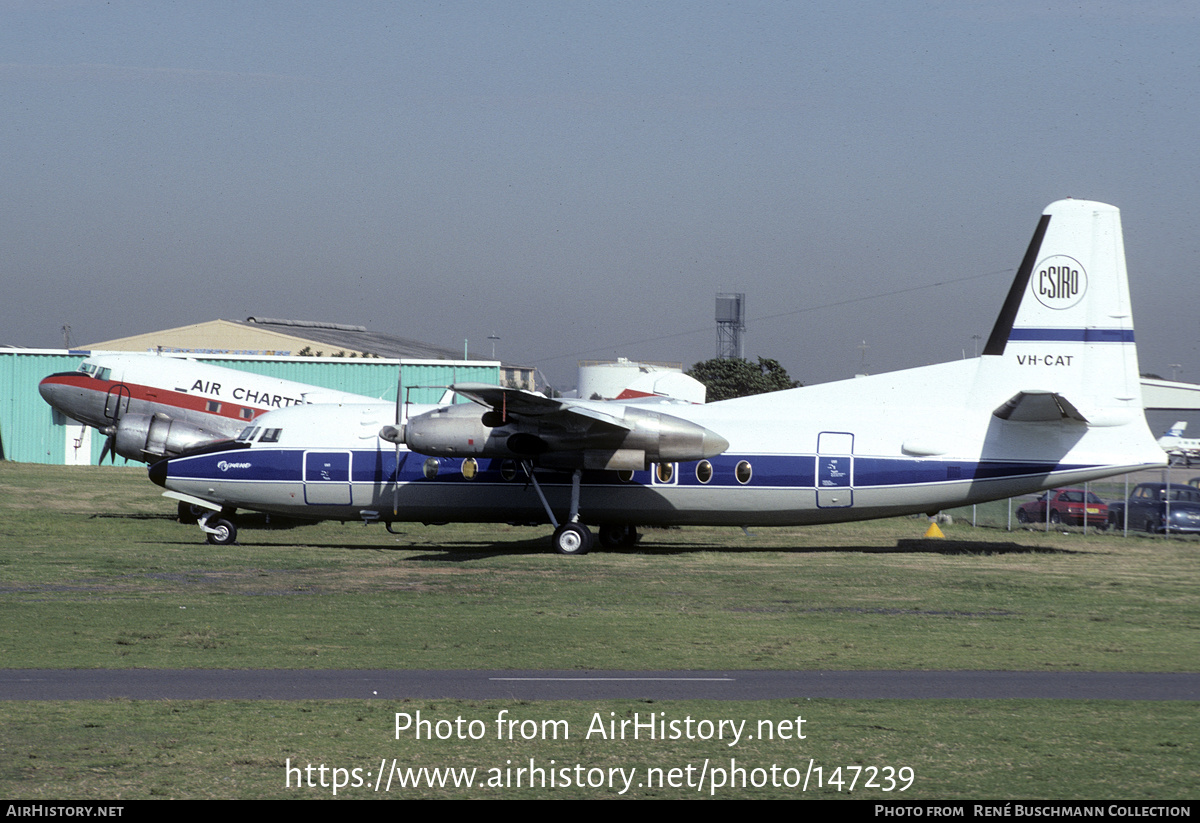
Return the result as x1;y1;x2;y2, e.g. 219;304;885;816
598;523;640;549
552;522;592;555
522;463;639;555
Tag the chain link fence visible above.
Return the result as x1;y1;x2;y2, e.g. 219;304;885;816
943;465;1200;537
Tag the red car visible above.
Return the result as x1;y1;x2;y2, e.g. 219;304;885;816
1016;489;1108;527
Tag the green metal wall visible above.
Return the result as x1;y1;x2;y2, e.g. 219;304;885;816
0;351;83;463
0;350;499;465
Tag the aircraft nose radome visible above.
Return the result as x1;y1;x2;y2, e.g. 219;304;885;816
148;459;168;488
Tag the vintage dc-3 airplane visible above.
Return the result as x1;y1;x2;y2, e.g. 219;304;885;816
39;353;372;464
1156;421;1200;465
149;200;1167;554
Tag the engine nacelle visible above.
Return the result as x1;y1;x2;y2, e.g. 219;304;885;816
399;403;728;469
113;413;224;462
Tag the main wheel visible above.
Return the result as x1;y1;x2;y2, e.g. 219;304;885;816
206;517;238;546
552;523;592;555
177;500;206;525
598;524;640;549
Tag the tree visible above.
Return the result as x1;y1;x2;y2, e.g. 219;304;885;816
685;357;801;402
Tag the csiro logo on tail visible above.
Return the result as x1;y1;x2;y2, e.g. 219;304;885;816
1031;255;1087;310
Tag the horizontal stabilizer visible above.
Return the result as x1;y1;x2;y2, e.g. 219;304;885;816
992;391;1087;423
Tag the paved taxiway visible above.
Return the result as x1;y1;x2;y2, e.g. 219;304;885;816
0;670;1195;701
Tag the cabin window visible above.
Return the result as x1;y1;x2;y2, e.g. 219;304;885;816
735;460;753;484
422;457;440;480
461;457;478;479
240;408;255;420
695;460;713;484
500;460;517;481
206;401;222;413
617;469;634;483
655;462;674;483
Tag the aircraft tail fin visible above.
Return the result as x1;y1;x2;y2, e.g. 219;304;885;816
1162;421;1187;438
1158;422;1188;448
980;199;1142;428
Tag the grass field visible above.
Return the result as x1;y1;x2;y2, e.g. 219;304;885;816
0;462;1196;799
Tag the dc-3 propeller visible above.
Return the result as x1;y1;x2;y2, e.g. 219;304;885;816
98;387;130;464
98;426;118;464
379;383;729;555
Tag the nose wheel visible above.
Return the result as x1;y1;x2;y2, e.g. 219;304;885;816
199;511;238;545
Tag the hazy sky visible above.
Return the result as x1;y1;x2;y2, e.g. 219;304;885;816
3;1;1197;390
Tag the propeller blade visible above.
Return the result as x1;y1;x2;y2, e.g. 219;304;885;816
393;364;402;517
99;433;115;464
393;443;400;517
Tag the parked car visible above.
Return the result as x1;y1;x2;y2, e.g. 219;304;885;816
1016;489;1108;527
1107;483;1200;533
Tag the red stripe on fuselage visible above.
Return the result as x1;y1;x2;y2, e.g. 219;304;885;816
40;373;267;422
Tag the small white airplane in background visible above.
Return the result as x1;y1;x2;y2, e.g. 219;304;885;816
150;200;1167;554
39;353;373;464
1156;421;1200;465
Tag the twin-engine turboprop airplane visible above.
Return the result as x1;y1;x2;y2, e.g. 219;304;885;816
150;200;1167;553
39;353;372;464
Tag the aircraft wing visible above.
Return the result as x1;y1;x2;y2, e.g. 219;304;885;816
399;383;728;469
451;383;564;415
449;383;631;430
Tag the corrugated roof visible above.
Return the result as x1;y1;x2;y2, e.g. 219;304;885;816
235;317;463;360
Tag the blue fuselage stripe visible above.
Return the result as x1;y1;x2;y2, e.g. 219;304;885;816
165;448;1090;490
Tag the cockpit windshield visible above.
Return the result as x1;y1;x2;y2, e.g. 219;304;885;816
76;362;111;380
235;426;283;444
